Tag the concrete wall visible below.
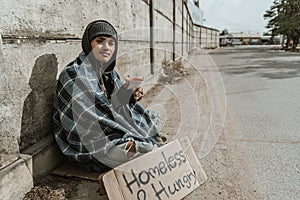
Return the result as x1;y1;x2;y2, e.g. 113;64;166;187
0;0;218;198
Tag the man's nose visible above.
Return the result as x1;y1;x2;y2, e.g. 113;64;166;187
102;41;109;49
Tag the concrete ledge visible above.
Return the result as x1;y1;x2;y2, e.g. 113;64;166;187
0;154;33;200
22;135;65;183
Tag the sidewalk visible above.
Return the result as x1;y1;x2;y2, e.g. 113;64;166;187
23;49;259;199
22;49;217;200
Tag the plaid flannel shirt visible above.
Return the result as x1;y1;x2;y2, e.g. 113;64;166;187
53;52;161;162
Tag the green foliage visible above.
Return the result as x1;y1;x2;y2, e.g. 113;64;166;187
264;0;300;49
220;29;229;36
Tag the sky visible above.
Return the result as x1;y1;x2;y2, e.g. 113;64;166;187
200;0;275;35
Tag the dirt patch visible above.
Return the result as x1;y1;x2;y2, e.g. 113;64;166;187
23;175;95;200
158;57;189;84
23;186;66;200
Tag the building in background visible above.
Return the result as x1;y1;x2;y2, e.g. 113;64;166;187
220;33;282;46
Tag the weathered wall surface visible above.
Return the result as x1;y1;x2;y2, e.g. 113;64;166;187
0;0;218;183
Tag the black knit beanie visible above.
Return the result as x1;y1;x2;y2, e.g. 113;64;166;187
89;21;117;41
82;20;118;72
82;20;118;56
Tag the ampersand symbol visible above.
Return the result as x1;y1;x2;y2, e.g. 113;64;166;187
137;189;146;200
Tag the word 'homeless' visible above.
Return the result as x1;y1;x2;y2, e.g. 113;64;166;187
121;150;197;199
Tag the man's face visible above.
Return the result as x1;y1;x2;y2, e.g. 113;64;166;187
91;36;116;63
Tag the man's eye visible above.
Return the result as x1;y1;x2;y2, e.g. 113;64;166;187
96;40;104;43
109;41;115;46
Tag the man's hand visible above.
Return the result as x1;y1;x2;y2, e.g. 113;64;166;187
114;85;144;105
133;87;144;102
125;141;137;158
125;141;136;153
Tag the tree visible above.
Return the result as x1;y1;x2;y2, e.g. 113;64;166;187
220;29;229;36
264;0;300;49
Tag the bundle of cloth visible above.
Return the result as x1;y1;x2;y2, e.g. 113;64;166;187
53;20;166;172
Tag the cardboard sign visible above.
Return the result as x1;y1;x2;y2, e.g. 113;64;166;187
103;137;206;200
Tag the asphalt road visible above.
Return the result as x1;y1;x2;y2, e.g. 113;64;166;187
209;46;300;200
